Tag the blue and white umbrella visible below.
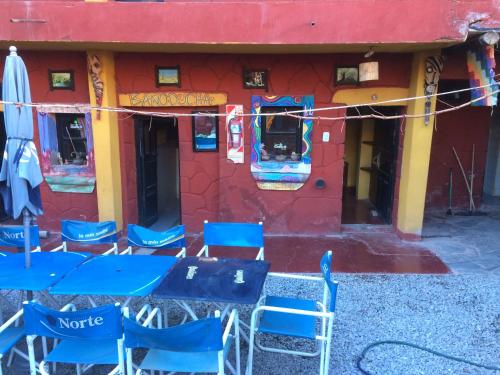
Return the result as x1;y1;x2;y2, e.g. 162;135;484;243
0;46;43;269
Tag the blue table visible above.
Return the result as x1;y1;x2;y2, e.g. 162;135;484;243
152;256;270;304
0;252;89;291
50;255;178;306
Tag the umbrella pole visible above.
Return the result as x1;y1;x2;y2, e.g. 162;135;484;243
23;208;33;300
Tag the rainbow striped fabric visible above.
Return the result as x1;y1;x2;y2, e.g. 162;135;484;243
467;45;498;107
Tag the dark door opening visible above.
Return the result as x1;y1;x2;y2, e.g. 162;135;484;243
135;116;181;229
341;107;400;224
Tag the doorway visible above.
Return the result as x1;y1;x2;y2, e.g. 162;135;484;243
341;107;401;224
135;116;181;229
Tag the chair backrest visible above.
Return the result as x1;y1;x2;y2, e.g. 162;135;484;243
204;222;263;248
320;251;339;312
0;225;40;249
23;302;122;340
127;224;186;249
61;220;118;245
124;316;223;352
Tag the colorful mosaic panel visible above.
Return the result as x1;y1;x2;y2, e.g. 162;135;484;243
251;95;313;190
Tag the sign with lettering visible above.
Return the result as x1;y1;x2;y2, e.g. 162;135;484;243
0;225;40;248
23;302;122;340
119;92;227;107
61;220;117;244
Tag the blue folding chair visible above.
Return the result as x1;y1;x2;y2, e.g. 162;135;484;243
197;220;264;260
123;307;240;375
0;307;36;375
0;225;41;253
124;224;186;257
246;251;338;375
50;220;118;255
24;301;125;375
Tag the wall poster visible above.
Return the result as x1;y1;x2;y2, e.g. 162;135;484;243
226;105;244;163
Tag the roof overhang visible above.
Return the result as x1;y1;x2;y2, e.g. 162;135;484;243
0;0;498;53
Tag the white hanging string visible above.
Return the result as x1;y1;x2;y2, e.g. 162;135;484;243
0;79;498;122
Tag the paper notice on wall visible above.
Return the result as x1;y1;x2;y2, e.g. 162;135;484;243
226;105;244;163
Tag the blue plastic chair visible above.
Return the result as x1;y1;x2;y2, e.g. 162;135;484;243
124;224;186;257
24;301;125;375
50;220;118;255
246;251;338;375
123;307;240;375
197;220;264;260
0;225;41;253
0;307;32;375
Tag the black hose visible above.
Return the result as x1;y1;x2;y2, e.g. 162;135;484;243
357;340;500;374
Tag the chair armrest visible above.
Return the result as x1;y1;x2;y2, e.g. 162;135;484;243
142;308;161;328
0;309;23;334
119;246;133;255
135;304;152;322
49;243;65;252
60;303;77;312
256;247;264;261
176;247;187;258
268;272;323;282
196;245;208;257
222;309;238;346
253;304;332;319
102;243;118;256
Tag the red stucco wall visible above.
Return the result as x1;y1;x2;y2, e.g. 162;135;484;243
425;50;493;211
425;104;491;210
115;52;412;234
2;1;499;47
0;51;98;231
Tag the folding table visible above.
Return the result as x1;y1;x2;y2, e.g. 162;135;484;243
0;251;90;321
152;256;270;338
49;254;178;308
0;252;89;291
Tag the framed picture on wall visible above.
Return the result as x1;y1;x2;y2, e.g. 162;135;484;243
192;111;219;152
49;70;75;91
334;66;359;86
243;68;268;90
156;66;181;87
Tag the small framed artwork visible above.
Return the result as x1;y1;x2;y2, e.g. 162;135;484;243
243;68;268;90
49;70;75;91
335;66;359;86
192;111;219;152
156;66;180;87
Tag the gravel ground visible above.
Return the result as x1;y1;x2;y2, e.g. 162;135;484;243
4;273;500;374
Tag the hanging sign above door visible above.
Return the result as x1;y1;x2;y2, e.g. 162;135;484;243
119;92;227;107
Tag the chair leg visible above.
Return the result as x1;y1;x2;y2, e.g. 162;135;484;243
323;316;334;375
26;335;37;375
245;309;258;375
7;346;15;366
235;313;241;375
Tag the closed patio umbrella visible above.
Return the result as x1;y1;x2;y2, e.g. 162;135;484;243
0;46;43;270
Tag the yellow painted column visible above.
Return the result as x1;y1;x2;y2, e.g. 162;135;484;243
356;119;374;200
87;51;123;230
396;51;440;237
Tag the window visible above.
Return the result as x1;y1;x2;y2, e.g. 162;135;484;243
55;114;88;165
260;106;303;162
192;111;219;152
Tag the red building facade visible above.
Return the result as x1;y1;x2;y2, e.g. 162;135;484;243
0;1;498;238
